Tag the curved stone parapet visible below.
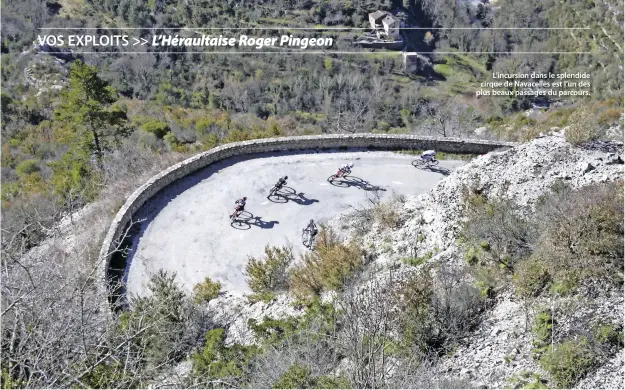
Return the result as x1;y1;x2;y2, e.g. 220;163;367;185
97;134;516;306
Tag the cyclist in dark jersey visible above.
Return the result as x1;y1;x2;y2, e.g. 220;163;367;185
275;176;288;190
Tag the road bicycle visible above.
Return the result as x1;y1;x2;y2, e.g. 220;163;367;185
230;208;243;221
328;169;351;182
302;228;316;249
269;184;283;197
412;157;439;169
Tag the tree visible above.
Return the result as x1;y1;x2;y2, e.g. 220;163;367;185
425;100;453;137
53;60;129;167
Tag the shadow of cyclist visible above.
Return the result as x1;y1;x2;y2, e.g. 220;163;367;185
248;216;280;229
341;176;387;192
288;192;319;206
427;166;451;176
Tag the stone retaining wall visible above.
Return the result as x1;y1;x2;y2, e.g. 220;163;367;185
98;134;516;306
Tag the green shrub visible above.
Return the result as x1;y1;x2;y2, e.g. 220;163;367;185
513;257;550;297
195;118;214;136
539;337;596;388
289;228;363;298
140;121;170;139
247;291;276;304
508;371;548;389
475;280;492;298
315;375;351;389
549;276;578;296
81;361;135;388
246;246;293;295
190;91;207;108
272;363;350;389
395;271;434;350
377;121;390;131
120;271;189;366
15;159;40;177
593;323;624;348
248;316;301;346
192;277;222;304
248;299;338;349
323;57;333;71
224;129;253;143
294;111;327;124
531;311;553;357
199;133;219;150
191;328;258;381
434;63;453;77
474;265;499;298
466;180;623;303
403;251;433;267
464;245;480;266
274;363;314;389
50;150;100;200
1;367;25;389
163;131;180;147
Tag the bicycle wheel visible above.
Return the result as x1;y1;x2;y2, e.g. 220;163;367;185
302;230;311;246
429;159;440;166
231;219;251;230
412;158;426;168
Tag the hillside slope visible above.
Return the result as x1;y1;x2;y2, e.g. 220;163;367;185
211;135;624;388
339;135;624;388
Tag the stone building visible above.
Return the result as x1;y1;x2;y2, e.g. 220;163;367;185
368;10;400;39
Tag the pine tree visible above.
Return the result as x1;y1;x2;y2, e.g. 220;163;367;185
53;60;129;166
51;60;129;200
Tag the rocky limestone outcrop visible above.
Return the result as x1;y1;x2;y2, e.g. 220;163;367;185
369;135;623;266
353;135;623;388
208;292;303;345
210;135;623;387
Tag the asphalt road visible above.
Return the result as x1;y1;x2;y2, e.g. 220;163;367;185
124;150;465;297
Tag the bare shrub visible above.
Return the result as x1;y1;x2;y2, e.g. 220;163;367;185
460;189;535;270
372;195;404;230
395;263;485;355
530;180;624;289
335;276;403;388
564;105;605;145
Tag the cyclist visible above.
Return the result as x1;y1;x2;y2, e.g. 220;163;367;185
306;219;318;237
275;176;288;190
338;162;354;177
232;196;247;217
303;219;318;248
420;150;437;163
